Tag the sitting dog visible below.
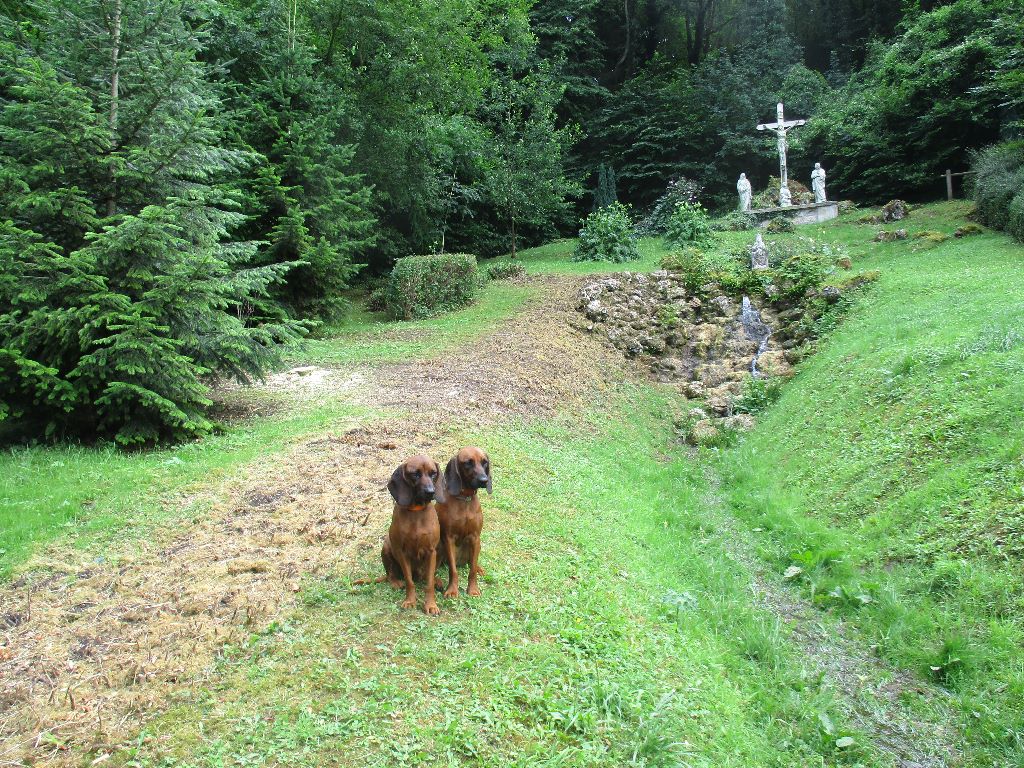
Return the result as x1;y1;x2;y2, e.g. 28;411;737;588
435;447;491;598
375;455;442;615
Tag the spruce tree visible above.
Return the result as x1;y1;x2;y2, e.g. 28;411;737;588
0;1;303;444
213;1;375;319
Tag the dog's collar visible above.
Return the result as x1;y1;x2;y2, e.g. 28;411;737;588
454;490;478;500
401;503;431;512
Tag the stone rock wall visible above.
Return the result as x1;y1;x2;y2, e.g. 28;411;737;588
575;270;794;414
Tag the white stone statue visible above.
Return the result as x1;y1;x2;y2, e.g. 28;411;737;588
811;163;827;203
737;173;752;211
750;232;769;270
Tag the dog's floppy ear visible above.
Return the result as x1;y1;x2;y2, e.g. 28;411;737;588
388;465;414;506
485;456;493;495
444;457;463;498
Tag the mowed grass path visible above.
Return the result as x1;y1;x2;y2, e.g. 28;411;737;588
0;282;533;578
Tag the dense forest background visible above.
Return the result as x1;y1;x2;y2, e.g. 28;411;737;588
1;0;1021;442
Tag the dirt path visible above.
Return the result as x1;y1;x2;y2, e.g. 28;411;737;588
0;274;622;766
0;273;960;767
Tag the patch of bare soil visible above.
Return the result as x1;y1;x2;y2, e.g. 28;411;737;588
357;276;625;422
0;274;620;766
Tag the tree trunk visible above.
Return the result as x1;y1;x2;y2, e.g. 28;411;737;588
510;217;517;259
106;0;122;218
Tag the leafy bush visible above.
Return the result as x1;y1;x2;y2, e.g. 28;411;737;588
661;247;759;295
765;216;795;234
971;141;1024;240
661;237;838;307
732;377;784;415
573;203;640;263
635;177;702;236
1007;190;1024;242
484;260;527;281
385;253;478;320
665;202;716;248
711;211;756;231
769;239;837;303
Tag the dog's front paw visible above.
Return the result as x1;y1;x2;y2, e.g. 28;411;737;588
400;597;416;609
443;585;459;599
467;584;482;597
424;602;441;616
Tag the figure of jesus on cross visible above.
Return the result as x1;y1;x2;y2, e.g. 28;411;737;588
757;102;805;207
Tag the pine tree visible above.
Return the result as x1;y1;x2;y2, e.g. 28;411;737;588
0;1;303;444
214;1;375;319
592;163;618;209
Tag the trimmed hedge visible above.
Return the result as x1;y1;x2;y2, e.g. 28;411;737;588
385;253;478;320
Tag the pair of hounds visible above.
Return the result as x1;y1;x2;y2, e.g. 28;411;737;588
364;447;491;615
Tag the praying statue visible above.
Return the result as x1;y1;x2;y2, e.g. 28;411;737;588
811;163;827;203
737;173;752;211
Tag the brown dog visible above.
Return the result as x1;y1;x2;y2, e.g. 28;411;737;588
376;455;442;615
435;447;491;598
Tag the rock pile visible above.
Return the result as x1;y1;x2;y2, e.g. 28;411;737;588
576;271;796;415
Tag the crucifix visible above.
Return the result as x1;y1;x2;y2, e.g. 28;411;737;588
757;102;805;207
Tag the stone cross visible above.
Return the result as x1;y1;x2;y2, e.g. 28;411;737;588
756;102;805;207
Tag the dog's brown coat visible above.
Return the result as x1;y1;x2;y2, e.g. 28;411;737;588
435;447;491;598
377;455;442;615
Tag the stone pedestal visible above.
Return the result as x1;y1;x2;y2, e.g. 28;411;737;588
750;201;839;227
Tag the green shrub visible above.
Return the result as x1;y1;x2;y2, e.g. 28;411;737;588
765;216;795;234
769;240;835;302
661;247;759;295
635;177;702;236
665;202;716;248
971;141;1024;236
385;253;478;320
1007;191;1024;242
484;260;527;281
573;202;640;263
710;211;756;231
732;377;784;415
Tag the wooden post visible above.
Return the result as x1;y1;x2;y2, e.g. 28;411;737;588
945;169;953;201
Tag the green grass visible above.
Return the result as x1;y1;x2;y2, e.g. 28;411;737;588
4;200;1021;766
718;200;1024;764
489;237;669;275
131;388;936;768
290;281;534;365
0;399;375;580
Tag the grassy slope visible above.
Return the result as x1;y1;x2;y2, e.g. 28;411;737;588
138;391;921;768
720;202;1024;763
293;281;534;365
